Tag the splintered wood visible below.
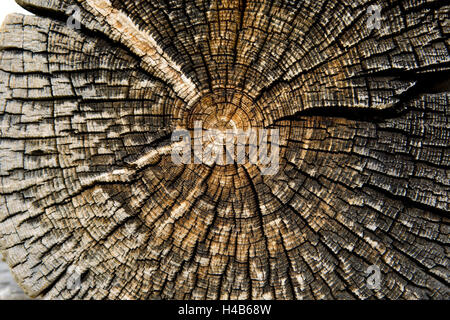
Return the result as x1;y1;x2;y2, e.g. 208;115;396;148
0;0;448;299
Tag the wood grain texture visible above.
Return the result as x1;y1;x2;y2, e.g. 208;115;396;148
0;254;29;300
0;0;448;299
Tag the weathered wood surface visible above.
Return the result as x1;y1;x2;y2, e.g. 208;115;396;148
0;255;28;300
0;0;448;299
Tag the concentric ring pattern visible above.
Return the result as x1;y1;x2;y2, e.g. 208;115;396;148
0;0;449;299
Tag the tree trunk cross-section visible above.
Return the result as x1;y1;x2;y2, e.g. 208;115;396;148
0;0;449;300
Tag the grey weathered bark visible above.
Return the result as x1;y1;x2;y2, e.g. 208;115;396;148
0;0;448;300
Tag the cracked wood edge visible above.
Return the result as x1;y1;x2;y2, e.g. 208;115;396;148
0;0;448;300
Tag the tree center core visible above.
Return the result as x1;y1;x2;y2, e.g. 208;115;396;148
186;90;264;132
